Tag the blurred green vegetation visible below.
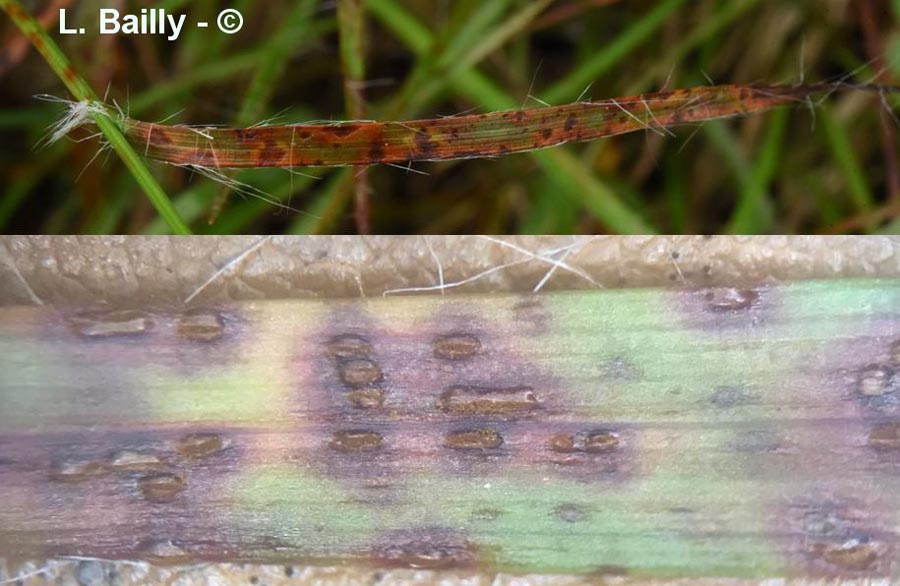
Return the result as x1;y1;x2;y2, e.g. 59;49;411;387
1;0;899;234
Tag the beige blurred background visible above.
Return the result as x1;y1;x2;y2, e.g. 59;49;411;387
2;236;900;307
2;235;899;585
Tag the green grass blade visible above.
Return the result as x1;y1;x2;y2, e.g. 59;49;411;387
820;106;875;214
367;0;653;233
542;0;688;104
238;0;319;125
0;0;191;235
727;107;788;233
627;0;763;94
289;168;355;234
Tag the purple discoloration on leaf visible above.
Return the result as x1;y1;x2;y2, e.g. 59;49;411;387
511;296;553;336
43;306;249;374
673;286;775;331
3;284;900;574
293;301;638;496
372;527;478;569
779;495;894;576
764;311;900;577
0;426;247;561
174;310;226;342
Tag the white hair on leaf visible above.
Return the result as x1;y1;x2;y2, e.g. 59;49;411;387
35;95;114;148
173;163;315;218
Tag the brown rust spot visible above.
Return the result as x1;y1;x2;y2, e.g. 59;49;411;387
703;288;759;312
139;539;191;565
329;430;384;453
858;365;893;397
51;458;106;482
867;422;900;449
555;503;587;523
175;433;225;459
414;132;436;158
69;310;153;338
138;473;186;503
549;430;620;453
107;451;165;472
28;32;43;50
890;339;900;366
338;358;383;386
152;125;173;145
513;296;551;335
379;546;475;569
260;139;287;164
814;540;879;571
444;428;503;450
433;333;482;360
175;310;225;342
326;334;372;359
347;386;386;409
375;532;476;569
471;508;503;521
786;496;887;575
367;142;386;163
6;3;29;22
438;386;540;416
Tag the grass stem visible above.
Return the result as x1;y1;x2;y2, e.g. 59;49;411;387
0;0;191;234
